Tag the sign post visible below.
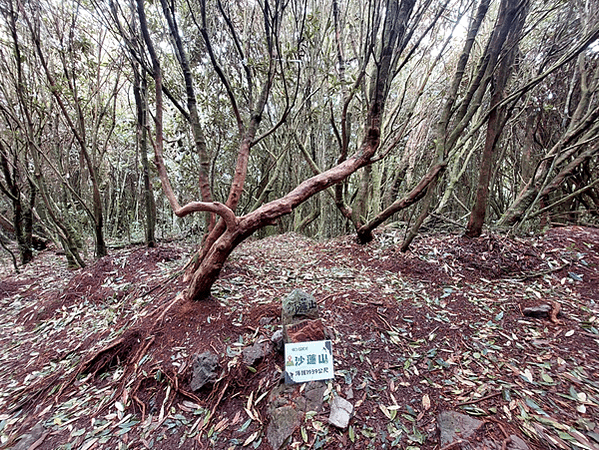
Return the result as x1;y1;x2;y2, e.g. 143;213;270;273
284;340;334;384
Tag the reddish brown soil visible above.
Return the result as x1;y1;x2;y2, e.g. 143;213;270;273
0;226;598;450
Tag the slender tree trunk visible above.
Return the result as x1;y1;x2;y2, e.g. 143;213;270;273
22;5;108;258
359;0;490;246
0;145;34;264
465;0;529;237
159;0;214;231
499;108;599;226
133;65;156;247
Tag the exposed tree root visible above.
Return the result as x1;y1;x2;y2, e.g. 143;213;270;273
549;300;561;324
9;292;187;419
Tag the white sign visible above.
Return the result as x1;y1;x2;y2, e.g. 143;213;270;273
284;340;334;384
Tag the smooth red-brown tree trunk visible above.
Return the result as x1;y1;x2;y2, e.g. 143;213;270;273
186;134;381;299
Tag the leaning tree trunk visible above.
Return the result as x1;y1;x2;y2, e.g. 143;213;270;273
499;62;599;227
185;134;382;299
358;0;491;246
136;0;411;300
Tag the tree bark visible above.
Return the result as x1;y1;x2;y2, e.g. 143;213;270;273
159;0;214;231
133;64;156;247
22;4;108;258
357;163;446;243
0;145;34;264
465;0;529;237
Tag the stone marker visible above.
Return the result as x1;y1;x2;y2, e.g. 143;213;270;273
328;395;353;429
282;289;319;323
190;352;219;391
266;290;329;449
282;289;325;343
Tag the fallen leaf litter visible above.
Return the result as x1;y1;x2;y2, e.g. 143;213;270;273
0;226;597;449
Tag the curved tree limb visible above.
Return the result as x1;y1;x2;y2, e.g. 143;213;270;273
357;162;447;243
174;202;237;231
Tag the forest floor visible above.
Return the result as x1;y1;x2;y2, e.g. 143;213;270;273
0;225;598;450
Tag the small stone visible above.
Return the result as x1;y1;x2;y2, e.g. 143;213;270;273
328;395;353;429
345;387;354;400
438;411;483;446
243;339;272;366
190;352;219;391
259;316;275;326
522;304;552;319
271;329;284;353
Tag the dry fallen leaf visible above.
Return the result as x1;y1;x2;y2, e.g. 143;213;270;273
422;394;431;410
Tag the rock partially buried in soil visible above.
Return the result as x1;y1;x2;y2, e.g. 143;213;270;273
9;423;46;450
285;318;326;343
522;304;552;318
267;405;302;450
438;411;483;447
189;351;219;391
328;395;353;429
267;381;326;449
437;411;530;450
271;329;284;353
242;338;273;366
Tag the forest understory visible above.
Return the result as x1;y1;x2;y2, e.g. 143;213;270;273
0;225;598;450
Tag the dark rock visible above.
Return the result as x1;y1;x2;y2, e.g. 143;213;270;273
302;381;326;413
267;405;302;450
259;316;276;326
190;352;219;391
523;304;552;318
271;329;284;353
438;411;483;447
328;395;353;429
266;381;326;449
10;423;46;450
243;339;273;366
